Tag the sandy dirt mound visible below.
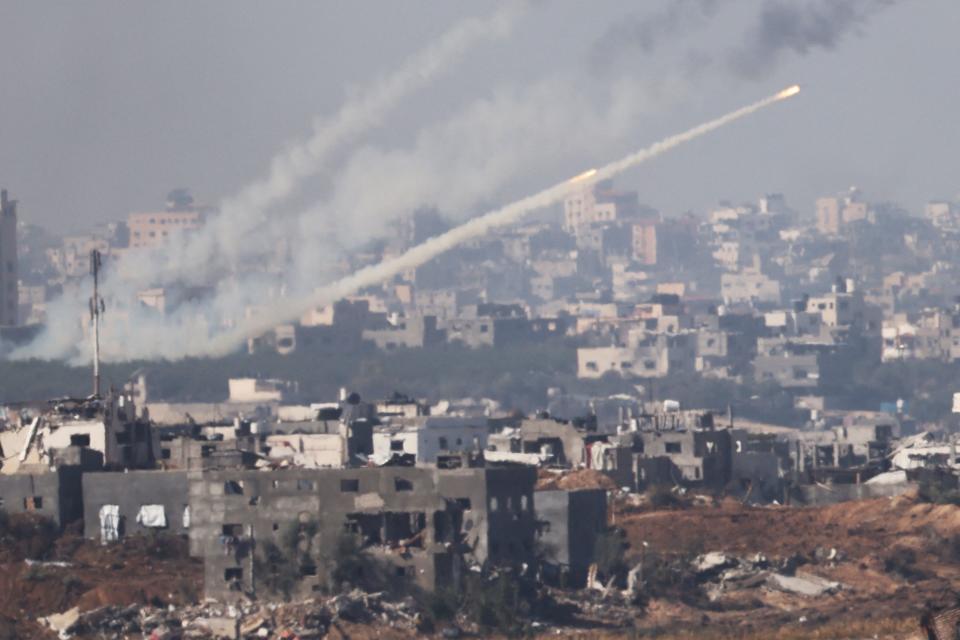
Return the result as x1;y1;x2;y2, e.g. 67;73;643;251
536;469;618;491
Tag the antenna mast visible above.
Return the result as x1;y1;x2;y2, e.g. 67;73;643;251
89;249;104;397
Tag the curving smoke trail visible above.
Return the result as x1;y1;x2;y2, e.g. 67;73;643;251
12;2;527;363
113;1;528;287
198;85;801;357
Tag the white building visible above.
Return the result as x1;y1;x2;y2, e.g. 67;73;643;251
372;417;487;465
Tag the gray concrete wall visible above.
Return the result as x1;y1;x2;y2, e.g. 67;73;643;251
0;467;83;528
82;470;190;540
794;481;917;506
535;488;606;586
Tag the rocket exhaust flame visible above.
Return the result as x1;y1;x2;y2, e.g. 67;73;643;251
569;168;598;183
205;85;800;357
776;84;801;99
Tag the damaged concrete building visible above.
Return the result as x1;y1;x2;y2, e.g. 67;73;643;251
188;466;538;600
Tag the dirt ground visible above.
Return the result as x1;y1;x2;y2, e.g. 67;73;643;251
606;489;960;638
1;489;957;639
0;519;202;640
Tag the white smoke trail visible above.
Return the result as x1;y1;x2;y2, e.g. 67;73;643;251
12;3;526;362
200;85;800;357
114;1;527;287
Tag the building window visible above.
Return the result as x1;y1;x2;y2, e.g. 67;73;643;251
224;568;243;581
224;480;244;495
665;442;682;454
24;496;42;510
395;477;413;492
438;436;449;450
70;434;91;447
297;479;315;491
340;479;359;493
160;448;171;459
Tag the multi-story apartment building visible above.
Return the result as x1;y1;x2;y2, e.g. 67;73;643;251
128;210;204;249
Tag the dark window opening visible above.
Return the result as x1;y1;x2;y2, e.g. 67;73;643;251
297;479;315;491
222;524;243;537
437;455;463;469
385;512;426;547
201;445;215;458
665;442;682;454
390;440;404;452
224;481;244;495
24;496;42;510
70;434;91;447
249;496;260;506
340;479;359;493
394;477;414;491
160;448;171;460
224;568;243;581
346;513;383;545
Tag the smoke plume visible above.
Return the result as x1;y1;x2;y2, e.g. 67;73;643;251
15;0;896;363
185;86;801;358
112;1;527;289
728;0;896;78
590;0;726;69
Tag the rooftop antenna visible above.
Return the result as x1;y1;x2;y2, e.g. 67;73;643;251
89;249;105;397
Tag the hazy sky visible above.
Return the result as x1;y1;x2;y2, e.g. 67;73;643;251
1;0;957;232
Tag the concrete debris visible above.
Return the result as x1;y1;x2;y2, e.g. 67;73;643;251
692;551;842;600
35;589;420;639
767;572;842;597
813;546;843;563
692;551;736;575
38;606;80;640
24;558;73;568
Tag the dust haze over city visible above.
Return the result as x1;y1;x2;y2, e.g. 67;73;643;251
2;1;960;638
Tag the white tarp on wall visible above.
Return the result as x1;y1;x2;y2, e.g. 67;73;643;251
99;504;120;544
136;504;167;528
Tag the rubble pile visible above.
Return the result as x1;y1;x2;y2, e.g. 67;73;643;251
40;590;421;640
691;551;843;601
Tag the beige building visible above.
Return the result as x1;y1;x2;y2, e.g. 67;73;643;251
631;221;657;265
128;210;203;249
816;189;869;235
563;180;645;234
0;190;18;326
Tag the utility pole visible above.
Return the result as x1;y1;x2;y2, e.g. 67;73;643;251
89;249;104;397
